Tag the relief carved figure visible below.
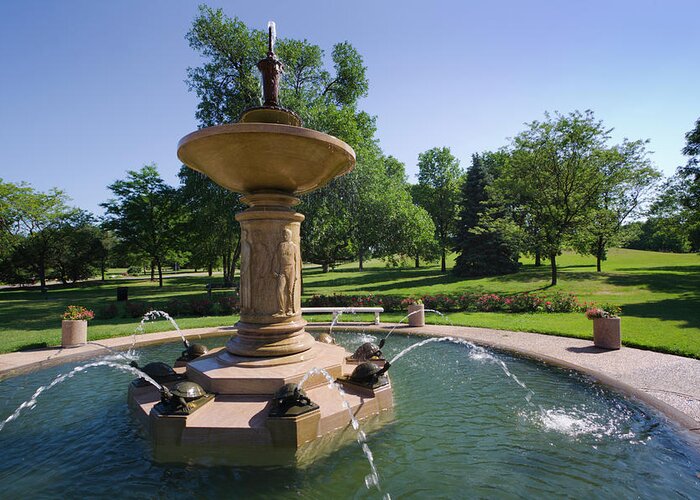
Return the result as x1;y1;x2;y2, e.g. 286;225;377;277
274;228;299;316
240;228;252;312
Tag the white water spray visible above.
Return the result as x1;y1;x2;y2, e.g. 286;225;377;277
0;361;161;433
299;367;389;499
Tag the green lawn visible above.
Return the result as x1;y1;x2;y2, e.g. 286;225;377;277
0;248;698;358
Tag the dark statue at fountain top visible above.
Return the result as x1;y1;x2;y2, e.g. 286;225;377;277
240;21;302;126
258;21;283;108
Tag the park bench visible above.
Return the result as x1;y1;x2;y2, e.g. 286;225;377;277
300;306;383;325
205;283;237;299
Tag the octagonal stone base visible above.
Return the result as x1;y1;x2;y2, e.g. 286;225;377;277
128;340;393;463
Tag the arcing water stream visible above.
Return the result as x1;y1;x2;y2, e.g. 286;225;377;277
299;367;390;499
0;361;161;433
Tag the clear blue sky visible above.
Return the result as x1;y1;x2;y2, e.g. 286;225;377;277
1;0;698;215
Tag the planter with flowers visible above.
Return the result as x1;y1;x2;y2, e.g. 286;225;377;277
402;298;425;327
61;305;94;348
585;306;622;350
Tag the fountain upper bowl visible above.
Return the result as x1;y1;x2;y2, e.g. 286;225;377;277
177;123;356;195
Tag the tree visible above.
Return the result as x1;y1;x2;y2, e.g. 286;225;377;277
178;167;245;285
492;111;609;285
413;147;462;272
678;117;700;250
102;165;183;287
185;6;387;273
571;140;661;270
0;180;75;288
453;153;520;276
48;212;105;283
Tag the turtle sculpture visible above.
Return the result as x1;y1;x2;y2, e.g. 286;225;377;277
318;332;335;344
268;383;319;418
130;361;182;387
349;361;392;388
157;381;211;415
178;341;209;362
350;338;386;362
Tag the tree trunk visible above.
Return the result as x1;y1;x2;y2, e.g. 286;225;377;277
150;261;155;282
208;262;213;277
157;259;163;287
101;259;105;281
549;253;557;286
39;257;47;291
415;254;420;268
596;236;604;272
534;250;541;267
322;263;329;273
441;248;446;273
358;249;364;271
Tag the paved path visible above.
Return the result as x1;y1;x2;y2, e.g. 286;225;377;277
1;323;698;435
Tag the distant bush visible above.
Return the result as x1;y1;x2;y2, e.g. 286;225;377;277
303;291;595;314
125;301;151;318
216;295;239;315
126;266;143;276
97;303;119;319
165;298;192;317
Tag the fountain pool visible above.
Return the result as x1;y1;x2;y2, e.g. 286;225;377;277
0;331;698;498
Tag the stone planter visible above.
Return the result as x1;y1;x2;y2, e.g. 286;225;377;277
407;304;425;327
61;320;87;348
593;317;621;350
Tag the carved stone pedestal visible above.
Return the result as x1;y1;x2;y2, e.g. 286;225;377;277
229;192;313;358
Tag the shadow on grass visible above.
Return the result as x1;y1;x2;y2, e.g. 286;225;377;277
605;269;700;296
620;297;700;330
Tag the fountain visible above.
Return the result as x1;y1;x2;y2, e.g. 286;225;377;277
128;22;394;454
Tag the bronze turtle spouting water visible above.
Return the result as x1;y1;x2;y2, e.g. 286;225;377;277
177;340;209;363
268;383;319;418
350;338;386;362
154;381;213;415
348;361;391;389
130;361;183;387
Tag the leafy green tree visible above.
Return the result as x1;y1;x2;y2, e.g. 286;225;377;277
185;6;384;273
102;165;183;287
454;153;519;276
413;147;463;272
48;212;105;283
571;140;661;270
178;167;245;284
0;180;75;288
623;219;691;252
678;117;700;250
492;111;610;285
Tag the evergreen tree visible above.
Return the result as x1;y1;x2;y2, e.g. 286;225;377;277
453;153;519;276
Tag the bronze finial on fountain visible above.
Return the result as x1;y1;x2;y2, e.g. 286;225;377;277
258;21;283;108
240;21;302;126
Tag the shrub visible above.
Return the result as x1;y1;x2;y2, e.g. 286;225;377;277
125;301;151;318
165;298;192;317
191;299;214;316
126;266;142;276
97;303;119;320
217;295;239;315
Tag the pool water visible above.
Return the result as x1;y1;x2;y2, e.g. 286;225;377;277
0;331;698;498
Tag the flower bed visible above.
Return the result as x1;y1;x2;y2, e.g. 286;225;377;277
305;292;620;315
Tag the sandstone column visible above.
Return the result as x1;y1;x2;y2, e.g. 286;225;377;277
226;192;313;357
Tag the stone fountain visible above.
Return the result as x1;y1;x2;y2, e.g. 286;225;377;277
128;23;393;456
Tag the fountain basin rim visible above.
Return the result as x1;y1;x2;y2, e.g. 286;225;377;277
1;323;698;441
308;324;700;440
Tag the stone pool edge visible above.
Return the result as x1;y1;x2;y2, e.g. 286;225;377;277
0;322;698;439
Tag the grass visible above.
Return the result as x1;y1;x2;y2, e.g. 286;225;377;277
0;248;698;358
